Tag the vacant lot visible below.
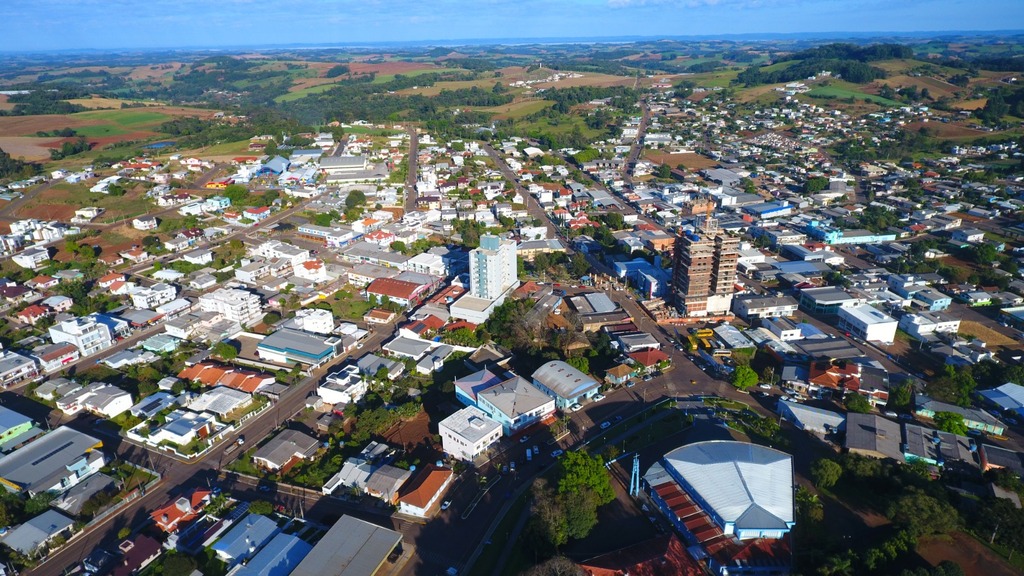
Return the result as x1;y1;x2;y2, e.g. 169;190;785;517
955;98;988;110
0;95;12;111
959;320;1017;347
873;75;962;100
0;136;62;161
644;150;718;171
18;182;154;222
904;121;995;140
917;532;1020;576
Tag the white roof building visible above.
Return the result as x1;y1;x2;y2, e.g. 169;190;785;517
647;441;794;541
187;386;252;417
439;406;502;462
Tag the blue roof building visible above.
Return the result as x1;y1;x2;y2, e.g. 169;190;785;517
234;533;313;576
260;156;290;175
211;514;280;566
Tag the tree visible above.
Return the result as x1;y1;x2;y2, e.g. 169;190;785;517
844;393;872;414
212;341;237;360
887;491;958;536
248;500;274;515
887;382;913;411
811;458;843;489
730;365;758;390
934;411;969;435
390;241;407;253
520;556;585;576
805;176;830;193
345;190;366;209
569;253;590;279
558;451;614;505
566;356;589;374
223;184;249;204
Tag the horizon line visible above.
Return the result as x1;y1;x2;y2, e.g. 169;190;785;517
2;29;1023;55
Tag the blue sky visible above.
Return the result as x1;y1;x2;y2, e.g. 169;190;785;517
2;0;1021;51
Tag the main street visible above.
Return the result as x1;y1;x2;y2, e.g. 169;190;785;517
404;127;419;214
481;142;560;240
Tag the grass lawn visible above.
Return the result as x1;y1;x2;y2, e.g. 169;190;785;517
517;116;602;139
325;288;375;320
179;139;254;156
807;85;901;106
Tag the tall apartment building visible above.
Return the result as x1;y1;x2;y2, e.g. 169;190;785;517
671;217;739;317
197;288;263;327
469;234;517;300
48;316;115;357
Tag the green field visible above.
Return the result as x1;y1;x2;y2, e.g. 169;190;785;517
470;99;553;119
806;85;900;106
276;83;343;103
71;109;174;137
370;68;453;85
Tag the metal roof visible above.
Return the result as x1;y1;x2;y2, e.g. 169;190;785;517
845;413;903;460
1;509;73;555
532;361;599;400
0;427;103;494
661;441;794;530
777;402;845;434
290;515;401;576
233;532;312;576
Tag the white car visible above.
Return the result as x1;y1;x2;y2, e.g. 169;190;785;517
758;384;771;390
570;403;583;412
440;500;452;510
593;393;607;402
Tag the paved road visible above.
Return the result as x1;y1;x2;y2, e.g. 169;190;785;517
624;99;650;186
481;143;559;241
404;127;419;214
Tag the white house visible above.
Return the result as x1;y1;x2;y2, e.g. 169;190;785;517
130;283;177;309
439;406;502;462
317;365;368;406
132;216;158;231
12;246;50;270
56;383;132;418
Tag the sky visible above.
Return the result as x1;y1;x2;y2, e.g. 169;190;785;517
2;0;1022;51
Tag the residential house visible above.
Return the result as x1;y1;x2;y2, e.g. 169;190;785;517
253;429;320;473
151;489;212;533
397;465;454;518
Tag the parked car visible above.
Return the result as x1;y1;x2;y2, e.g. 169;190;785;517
519;435;530;444
533;446;539;456
570;403;583;412
551;449;564;458
758;384;771;390
593;393;606;402
600;421;611;430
